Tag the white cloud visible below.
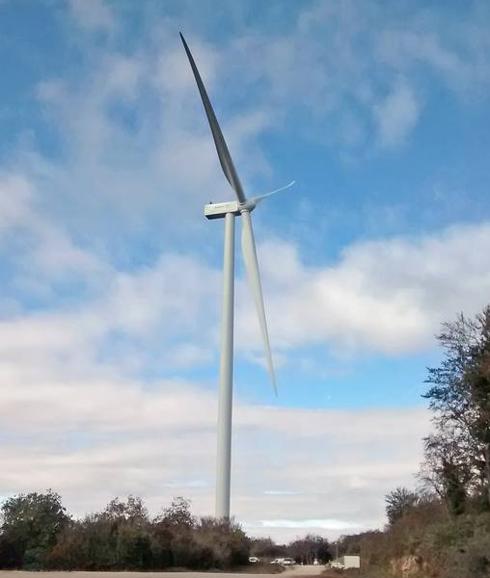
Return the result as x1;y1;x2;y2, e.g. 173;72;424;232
224;1;490;156
374;80;420;148
156;39;220;96
68;0;115;33
3;158;490;369
102;254;220;337
0;173;33;230
0;222;439;539
257;519;360;531
375;19;490;97
0;365;429;540
237;222;490;356
0;172;108;304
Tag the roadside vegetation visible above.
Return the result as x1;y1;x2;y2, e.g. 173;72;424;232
0;492;331;571
333;306;490;578
0;494;250;570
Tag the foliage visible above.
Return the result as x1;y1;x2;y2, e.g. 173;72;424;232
192;517;250;568
335;530;386;569
0;493;252;571
0;490;69;569
250;536;286;558
155;496;195;529
385;487;419;525
46;496;152;570
287;534;331;564
421;306;490;511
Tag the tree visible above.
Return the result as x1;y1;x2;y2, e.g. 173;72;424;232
155;497;195;530
101;495;149;526
335;531;384;567
287;534;331;564
91;496;151;570
193;517;250;568
464;307;490;505
420;430;474;516
0;490;69;569
385;487;419;525
250;536;285;559
152;498;195;568
46;496;153;570
422;307;490;509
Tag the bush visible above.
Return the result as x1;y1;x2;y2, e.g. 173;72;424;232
193;517;250;569
423;513;490;578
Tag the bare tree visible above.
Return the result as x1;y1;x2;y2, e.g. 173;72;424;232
385;487;419;525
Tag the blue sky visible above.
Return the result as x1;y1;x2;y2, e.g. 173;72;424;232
1;0;490;540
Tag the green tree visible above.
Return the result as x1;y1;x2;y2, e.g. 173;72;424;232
0;490;69;569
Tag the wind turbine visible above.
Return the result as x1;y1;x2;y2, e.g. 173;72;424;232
180;33;292;519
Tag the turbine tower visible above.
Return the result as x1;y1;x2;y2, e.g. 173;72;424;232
180;34;291;519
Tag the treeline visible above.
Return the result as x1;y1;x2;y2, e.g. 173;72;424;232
335;306;490;578
250;535;331;565
0;494;249;570
0;492;331;571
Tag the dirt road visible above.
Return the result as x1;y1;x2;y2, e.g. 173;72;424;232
0;565;326;578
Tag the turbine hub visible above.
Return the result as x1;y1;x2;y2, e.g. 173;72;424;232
239;200;257;212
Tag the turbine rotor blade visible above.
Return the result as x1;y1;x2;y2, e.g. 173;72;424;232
180;33;246;204
241;210;277;395
251;180;296;206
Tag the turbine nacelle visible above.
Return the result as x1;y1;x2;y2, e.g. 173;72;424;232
204;200;256;220
204;180;296;220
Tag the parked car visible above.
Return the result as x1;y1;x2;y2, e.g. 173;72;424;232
271;557;296;565
282;558;296;565
270;558;284;565
249;556;260;563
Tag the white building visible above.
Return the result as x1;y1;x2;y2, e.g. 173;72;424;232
343;555;361;569
330;555;361;570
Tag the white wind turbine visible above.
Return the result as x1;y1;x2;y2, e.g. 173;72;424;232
180;33;293;519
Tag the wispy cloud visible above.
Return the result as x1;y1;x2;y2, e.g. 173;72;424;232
374;79;421;148
257;519;361;531
68;0;116;33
